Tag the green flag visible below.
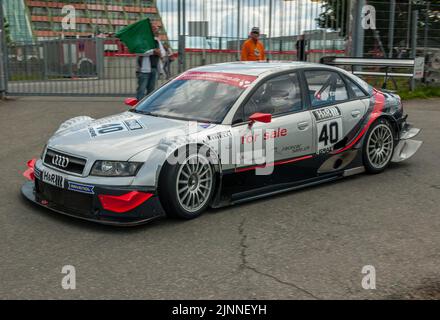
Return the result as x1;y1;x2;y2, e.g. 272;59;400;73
115;18;157;54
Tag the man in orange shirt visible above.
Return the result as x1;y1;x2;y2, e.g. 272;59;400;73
241;27;266;61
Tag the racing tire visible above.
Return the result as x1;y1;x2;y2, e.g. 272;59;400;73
363;118;395;174
159;146;216;219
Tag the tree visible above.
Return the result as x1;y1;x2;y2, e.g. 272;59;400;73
3;18;11;44
316;0;350;37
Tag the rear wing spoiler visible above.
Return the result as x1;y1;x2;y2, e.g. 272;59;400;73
320;56;425;90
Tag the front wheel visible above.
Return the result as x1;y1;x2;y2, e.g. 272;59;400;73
363;118;395;174
159;149;215;219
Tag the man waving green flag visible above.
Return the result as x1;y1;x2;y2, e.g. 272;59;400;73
116;19;166;100
115;18;157;53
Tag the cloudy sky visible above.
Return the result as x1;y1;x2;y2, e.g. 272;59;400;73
157;0;324;41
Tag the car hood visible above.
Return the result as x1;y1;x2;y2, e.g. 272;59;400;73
47;112;205;161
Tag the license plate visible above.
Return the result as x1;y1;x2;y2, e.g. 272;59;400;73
41;169;65;188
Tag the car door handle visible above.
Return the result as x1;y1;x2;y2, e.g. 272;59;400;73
297;121;309;130
351;110;361;118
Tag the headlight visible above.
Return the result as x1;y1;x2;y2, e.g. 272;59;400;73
90;161;143;177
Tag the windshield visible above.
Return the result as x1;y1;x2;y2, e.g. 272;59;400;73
135;71;257;123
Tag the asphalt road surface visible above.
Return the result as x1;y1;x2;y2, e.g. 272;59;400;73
1;96;439;299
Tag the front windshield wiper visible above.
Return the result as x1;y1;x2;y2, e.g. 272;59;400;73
129;109;159;117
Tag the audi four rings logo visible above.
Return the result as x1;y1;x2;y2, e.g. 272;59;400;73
52;155;69;168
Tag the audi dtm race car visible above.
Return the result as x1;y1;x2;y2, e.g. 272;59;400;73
22;62;422;225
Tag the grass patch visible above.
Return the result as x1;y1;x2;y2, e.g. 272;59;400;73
9;74;43;81
361;75;440;100
397;86;440;100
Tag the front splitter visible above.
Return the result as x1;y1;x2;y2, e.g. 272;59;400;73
21;181;163;227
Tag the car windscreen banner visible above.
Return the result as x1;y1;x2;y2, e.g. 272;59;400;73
176;71;257;89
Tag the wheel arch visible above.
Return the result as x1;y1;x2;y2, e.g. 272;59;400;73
375;114;399;138
362;115;396;173
354;113;399;150
156;142;223;202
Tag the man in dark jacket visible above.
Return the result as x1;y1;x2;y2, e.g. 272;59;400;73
296;34;307;62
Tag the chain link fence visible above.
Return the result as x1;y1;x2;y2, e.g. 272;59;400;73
1;0;349;96
3;0;439;96
364;1;440;86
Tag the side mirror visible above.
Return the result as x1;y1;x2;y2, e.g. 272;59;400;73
124;98;138;108
248;112;272;125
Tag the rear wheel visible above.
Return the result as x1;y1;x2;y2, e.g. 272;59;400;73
363;118;395;174
159;148;215;219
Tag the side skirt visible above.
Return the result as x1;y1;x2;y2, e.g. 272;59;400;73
232;174;341;205
213;166;365;207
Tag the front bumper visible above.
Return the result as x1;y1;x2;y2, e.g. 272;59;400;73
21;178;165;226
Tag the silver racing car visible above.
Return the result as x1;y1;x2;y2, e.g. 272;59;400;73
22;62;422;225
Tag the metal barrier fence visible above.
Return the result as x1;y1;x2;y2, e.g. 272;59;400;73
5;0;439;96
5;36;345;96
1;0;349;96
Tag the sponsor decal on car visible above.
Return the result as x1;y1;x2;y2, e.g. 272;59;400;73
42;169;65;188
67;182;95;194
34;167;42;180
124;119;144;131
241;128;288;144
206;131;232;141
176;71;257;89
276;144;311;154
313;106;343;154
312;106;341;121
88;119;144;138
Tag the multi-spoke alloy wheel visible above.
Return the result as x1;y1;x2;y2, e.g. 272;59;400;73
159;148;215;219
363;119;394;173
176;154;213;213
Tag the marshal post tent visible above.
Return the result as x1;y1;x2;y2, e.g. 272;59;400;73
115;18;157;54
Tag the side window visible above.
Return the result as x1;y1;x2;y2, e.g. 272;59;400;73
242;73;303;120
346;77;368;98
304;70;349;108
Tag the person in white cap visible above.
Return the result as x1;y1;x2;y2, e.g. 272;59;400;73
241;27;266;61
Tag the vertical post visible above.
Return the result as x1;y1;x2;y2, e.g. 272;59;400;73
0;4;7;98
410;10;418;91
67;40;73;78
424;2;430;56
95;37;104;79
236;0;241;61
177;0;181;44
388;0;395;58
202;0;206;65
182;0;186;71
268;0;272;38
352;0;365;59
24;45;29;78
268;0;272;55
406;0;412;49
345;0;353;56
177;0;183;73
43;42;48;80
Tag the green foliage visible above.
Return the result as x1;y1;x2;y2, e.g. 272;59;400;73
397;85;440;100
3;17;11;44
316;0;350;37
